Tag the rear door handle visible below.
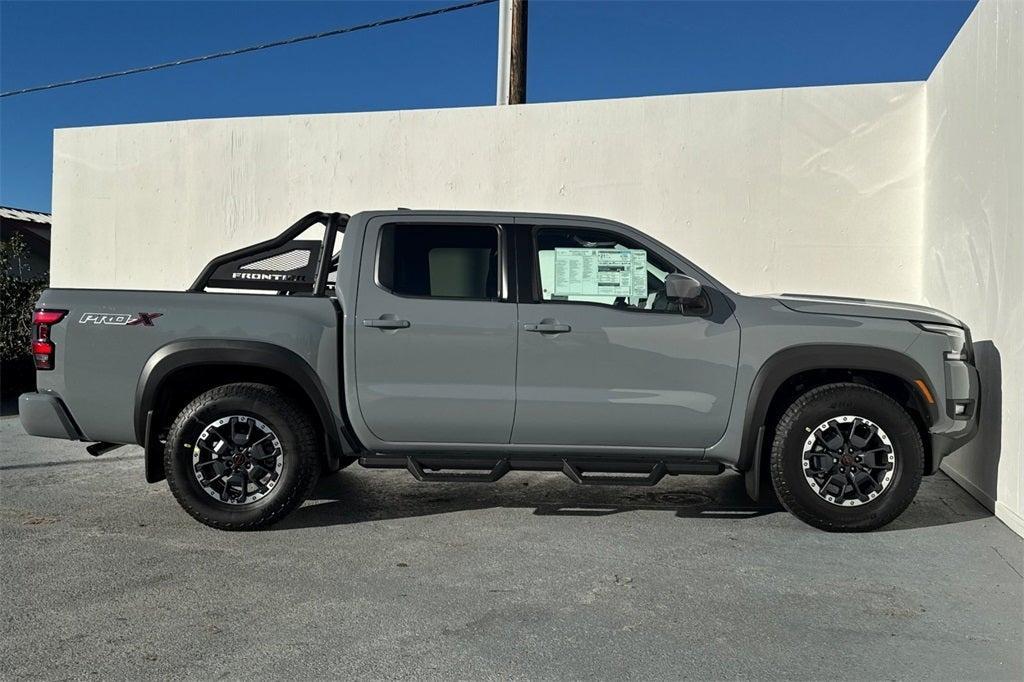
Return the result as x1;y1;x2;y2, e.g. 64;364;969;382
523;321;571;334
363;317;411;330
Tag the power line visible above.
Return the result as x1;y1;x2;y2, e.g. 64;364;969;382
0;0;497;98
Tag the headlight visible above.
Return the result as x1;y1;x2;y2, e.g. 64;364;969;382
915;321;964;335
914;322;968;360
915;322;965;340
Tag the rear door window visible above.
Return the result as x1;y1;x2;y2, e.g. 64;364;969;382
377;224;500;300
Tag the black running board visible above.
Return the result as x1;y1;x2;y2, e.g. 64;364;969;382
406;457;511;483
562;460;666;486
86;442;125;457
359;455;723;485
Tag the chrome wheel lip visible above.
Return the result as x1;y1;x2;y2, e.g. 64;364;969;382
801;415;896;507
191;415;284;506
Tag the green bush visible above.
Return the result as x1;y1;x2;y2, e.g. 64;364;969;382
1;233;48;362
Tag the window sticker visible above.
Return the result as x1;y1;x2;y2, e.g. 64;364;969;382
552;248;647;298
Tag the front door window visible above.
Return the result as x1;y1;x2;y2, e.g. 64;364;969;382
534;227;681;313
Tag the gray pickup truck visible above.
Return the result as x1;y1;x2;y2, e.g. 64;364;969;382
19;210;979;531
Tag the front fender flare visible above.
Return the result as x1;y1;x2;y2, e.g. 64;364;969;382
738;343;937;497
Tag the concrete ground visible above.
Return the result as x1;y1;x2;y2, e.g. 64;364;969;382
1;417;1021;681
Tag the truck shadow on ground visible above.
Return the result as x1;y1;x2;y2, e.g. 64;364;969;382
273;470;772;531
274;467;992;532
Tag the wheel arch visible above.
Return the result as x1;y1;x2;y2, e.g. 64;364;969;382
136;339;358;483
739;344;938;499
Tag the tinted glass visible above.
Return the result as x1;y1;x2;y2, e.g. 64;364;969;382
378;225;500;300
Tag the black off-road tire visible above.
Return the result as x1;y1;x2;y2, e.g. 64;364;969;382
770;382;923;532
163;382;321;530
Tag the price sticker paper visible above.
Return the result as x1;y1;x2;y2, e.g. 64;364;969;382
553;248;647;299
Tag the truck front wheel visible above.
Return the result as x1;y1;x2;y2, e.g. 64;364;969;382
163;382;321;530
769;382;923;532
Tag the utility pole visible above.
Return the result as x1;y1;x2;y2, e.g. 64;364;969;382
496;0;528;104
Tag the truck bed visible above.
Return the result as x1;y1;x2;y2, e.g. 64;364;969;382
32;288;342;445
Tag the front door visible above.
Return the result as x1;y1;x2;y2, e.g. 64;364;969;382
354;217;517;444
512;222;741;449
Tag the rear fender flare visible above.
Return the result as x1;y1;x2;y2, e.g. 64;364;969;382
135;339;352;483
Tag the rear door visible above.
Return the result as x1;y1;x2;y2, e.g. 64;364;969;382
511;220;741;449
353;215;518;444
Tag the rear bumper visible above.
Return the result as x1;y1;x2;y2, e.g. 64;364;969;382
18;392;83;441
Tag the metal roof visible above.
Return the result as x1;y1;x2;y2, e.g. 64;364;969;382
0;206;51;225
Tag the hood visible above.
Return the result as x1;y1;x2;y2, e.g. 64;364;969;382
770;293;962;327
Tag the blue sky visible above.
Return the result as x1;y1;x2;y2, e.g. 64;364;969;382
1;0;976;212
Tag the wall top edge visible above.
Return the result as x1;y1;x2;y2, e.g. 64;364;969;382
52;79;927;136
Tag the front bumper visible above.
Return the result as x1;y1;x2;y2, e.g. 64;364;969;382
19;392;83;441
927;362;981;473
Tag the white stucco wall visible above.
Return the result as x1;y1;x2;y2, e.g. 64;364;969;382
51;81;925;299
924;0;1024;534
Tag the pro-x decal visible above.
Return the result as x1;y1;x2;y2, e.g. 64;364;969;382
79;312;163;326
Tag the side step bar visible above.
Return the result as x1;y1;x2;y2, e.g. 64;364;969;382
406;457;511;483
86;442;125;457
359;455;723;487
562;460;666;486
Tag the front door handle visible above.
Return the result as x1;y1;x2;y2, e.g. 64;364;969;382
523;321;571;334
363;316;411;330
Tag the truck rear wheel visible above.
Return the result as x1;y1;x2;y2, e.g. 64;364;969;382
769;382;923;532
163;382;320;530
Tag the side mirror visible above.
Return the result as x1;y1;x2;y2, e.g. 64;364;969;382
664;273;703;302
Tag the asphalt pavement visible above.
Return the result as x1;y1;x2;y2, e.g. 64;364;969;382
1;416;1021;680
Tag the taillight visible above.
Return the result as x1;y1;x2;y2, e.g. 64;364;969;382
32;309;67;370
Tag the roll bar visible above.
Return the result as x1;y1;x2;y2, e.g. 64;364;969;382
188;212;349;295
